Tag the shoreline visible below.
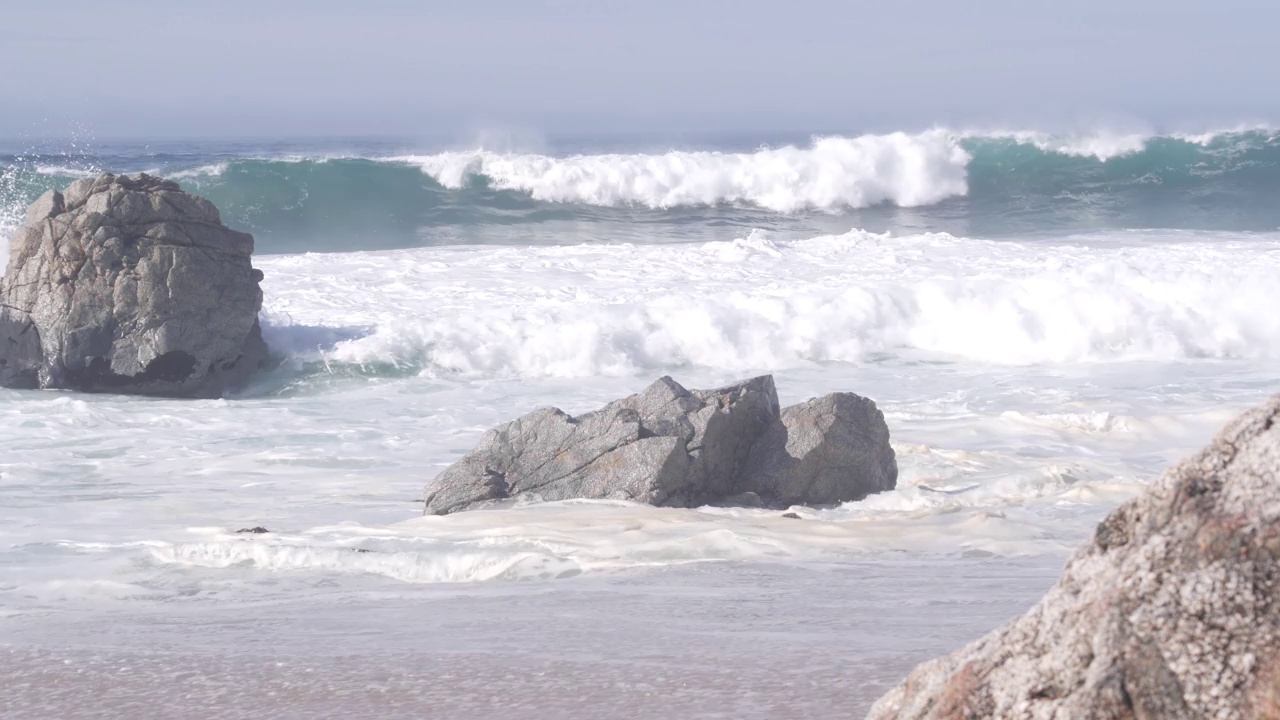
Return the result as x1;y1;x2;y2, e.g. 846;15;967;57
2;556;1063;719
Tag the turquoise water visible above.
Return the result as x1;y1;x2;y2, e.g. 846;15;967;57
4;128;1280;254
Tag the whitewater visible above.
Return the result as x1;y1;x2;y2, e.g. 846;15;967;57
1;128;1278;718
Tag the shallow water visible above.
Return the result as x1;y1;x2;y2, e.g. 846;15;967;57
2;559;1063;719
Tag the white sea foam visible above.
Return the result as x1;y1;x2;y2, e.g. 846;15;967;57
999;410;1135;434
1171;123;1277;146
965;125;1280;158
395;131;971;211
150;541;590;583
387;126;1280;212
962;129;1152;161
33;165;99;178
146;495;1092;585
164;163;229;180
1041;132;1150;160
259;228;1280;377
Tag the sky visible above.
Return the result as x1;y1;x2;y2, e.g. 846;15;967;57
2;0;1278;139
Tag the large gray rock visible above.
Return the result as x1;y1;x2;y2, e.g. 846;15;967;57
867;394;1280;720
425;375;780;515
424;375;899;515
744;393;897;506
0;173;267;397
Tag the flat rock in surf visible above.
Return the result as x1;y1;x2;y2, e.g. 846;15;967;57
423;374;898;515
0;173;267;397
868;393;1280;720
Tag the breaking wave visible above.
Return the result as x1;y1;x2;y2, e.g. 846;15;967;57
256;227;1280;380
399;130;971;211
4;127;1280;255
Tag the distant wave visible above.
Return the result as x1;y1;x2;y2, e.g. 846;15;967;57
954;126;1274;160
164;163;229;180
962;129;1153;161
396;126;1280;210
395;130;972;212
3;126;1280;256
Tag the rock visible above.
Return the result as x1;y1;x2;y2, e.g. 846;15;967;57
235;526;270;534
0;173;267;397
719;491;765;508
781;512;802;519
867;394;1280;720
743;393;897;506
424;375;780;515
0;310;41;389
424;375;899;515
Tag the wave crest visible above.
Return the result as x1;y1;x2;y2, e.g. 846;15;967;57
965;130;1152;161
397;130;971;212
4;126;1280;256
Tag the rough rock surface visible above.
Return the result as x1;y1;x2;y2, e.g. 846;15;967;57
745;393;897;506
424;375;898;515
0;173;267;397
424;375;780;514
867;394;1280;720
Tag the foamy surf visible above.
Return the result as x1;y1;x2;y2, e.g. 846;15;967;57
144;494;1096;586
257;227;1280;379
398;130;972;211
960;129;1151;161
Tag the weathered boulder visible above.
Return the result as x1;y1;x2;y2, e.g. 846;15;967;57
0;173;267;397
745;393;897;506
867;394;1280;720
424;375;898;515
424;375;779;514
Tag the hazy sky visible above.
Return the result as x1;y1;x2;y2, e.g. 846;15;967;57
3;0;1277;139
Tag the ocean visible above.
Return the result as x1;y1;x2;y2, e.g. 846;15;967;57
1;128;1277;718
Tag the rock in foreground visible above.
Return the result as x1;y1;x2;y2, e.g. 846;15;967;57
424;375;897;515
868;394;1280;720
0;173;267;397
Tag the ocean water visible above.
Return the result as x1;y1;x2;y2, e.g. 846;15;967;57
1;128;1278;718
